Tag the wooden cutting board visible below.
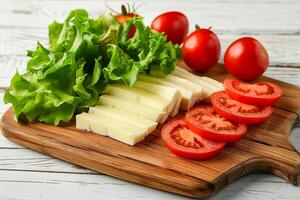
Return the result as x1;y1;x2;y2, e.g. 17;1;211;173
1;61;300;198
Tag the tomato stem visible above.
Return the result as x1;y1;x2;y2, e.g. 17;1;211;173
121;5;128;15
195;25;213;30
107;2;145;16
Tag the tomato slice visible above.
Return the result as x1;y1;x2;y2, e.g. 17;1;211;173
224;79;283;106
161;117;225;160
211;91;273;124
185;106;247;142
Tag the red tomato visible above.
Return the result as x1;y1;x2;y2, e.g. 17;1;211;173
161;117;225;160
224;79;283;106
115;13;137;38
150;11;189;45
224;37;269;80
211;91;273;124
185;106;247;142
182;28;221;71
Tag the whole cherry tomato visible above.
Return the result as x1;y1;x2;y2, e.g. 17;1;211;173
224;37;269;80
182;26;221;71
150;11;189;45
114;5;137;38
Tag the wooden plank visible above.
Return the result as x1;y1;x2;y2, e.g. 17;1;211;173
0;171;299;200
0;27;47;56
0;134;24;149
0;148;93;173
265;67;300;86
0;0;299;32
0;92;10;114
0;170;192;200
0;27;300;66
0;56;28;88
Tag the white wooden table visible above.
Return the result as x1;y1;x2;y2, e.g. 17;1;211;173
0;0;300;199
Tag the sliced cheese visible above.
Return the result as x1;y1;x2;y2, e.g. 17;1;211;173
161;74;204;106
139;74;203;110
133;80;182;117
89;105;157;136
138;75;193;110
76;112;108;135
104;84;170;112
76;112;145;145
98;95;166;122
173;66;224;98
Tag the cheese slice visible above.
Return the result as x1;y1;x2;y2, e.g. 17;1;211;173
98;95;166;122
161;74;204;106
76;112;145;145
139;74;203;110
89;105;157;136
104;84;171;112
133;81;182;117
173;66;224;98
138;75;193;110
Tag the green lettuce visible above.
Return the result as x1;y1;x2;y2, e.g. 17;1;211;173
4;50;81;125
4;9;181;125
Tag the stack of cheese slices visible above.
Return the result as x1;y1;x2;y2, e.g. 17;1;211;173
76;66;224;145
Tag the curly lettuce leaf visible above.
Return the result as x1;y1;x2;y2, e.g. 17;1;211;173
103;45;137;86
49;9;89;52
5;10;108;125
4;51;81;125
118;18;182;74
102;17;181;85
26;42;51;72
4;9;181;126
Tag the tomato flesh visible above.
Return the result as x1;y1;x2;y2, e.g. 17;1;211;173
211;91;273;124
224;79;283;106
161;117;225;160
185;106;247;142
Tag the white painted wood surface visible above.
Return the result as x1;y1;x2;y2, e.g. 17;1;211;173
0;0;299;199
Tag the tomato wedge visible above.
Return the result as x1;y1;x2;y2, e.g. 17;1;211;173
161;117;225;160
224;79;283;106
211;91;273;124
185;106;247;142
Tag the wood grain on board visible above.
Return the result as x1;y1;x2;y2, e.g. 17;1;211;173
1;62;300;198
